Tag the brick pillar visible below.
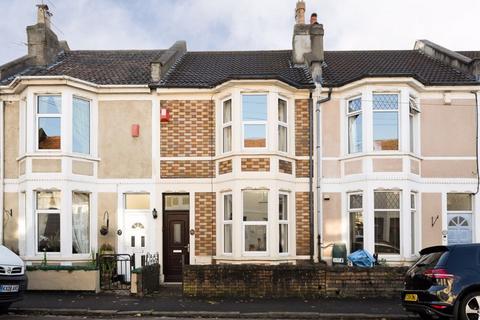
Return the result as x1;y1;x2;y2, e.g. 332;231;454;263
296;192;310;256
195;192;216;257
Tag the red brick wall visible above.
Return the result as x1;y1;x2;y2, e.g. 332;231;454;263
295;99;310;157
161;160;214;178
296;192;310;256
241;158;270;172
279;159;293;174
295;160;310;178
160;100;215;157
195;192;216;256
218;159;232;175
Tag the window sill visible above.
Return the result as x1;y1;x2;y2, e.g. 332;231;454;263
17;153;101;162
341;152;422;161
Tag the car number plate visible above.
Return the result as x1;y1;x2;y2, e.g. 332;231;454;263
0;285;19;293
404;294;418;302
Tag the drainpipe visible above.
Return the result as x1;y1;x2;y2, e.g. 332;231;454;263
309;91;314;263
315;86;332;263
0;99;4;245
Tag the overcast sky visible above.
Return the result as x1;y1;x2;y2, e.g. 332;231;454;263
1;0;479;65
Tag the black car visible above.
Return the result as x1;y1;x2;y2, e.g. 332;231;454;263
0;245;28;312
402;244;480;319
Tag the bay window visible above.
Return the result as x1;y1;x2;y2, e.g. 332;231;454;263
372;94;399;151
347;97;362;154
243;190;268;252
223;194;233;254
243;95;267;148
222;99;232;153
36;191;61;253
348;192;363;253
278;99;288;152
278;193;289;253
374;191;400;254
72;192;90;254
72;97;90;154
37;95;61;150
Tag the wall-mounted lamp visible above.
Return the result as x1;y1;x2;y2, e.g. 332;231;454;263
100;211;110;236
152;208;158;219
3;209;12;217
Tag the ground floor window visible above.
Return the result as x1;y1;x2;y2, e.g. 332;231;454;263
348;192;363;253
72;192;90;254
374;191;400;254
36;191;61;253
410;193;417;255
243;190;268;252
279;193;289;254
223;193;233;254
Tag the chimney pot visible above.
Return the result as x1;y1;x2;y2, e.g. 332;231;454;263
36;4;51;28
295;1;306;25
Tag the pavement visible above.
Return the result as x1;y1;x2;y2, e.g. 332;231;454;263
5;286;417;319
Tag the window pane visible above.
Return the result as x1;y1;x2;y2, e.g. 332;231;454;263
38;213;60;252
279;194;288;220
410;114;414;153
125;194;150;210
373;112;398;151
243;190;268;221
223;99;232;123
38;96;61;114
173;223;182;244
411;211;416;255
72;98;90;154
72;192;90;254
410;193;416;209
164;194;190;211
38;117;61;149
224;194;232;220
373;94;398;110
374;192;400;209
278;125;287;152
223;126;232;153
244;124;266;148
37;191;61;210
242;95;267;121
279;224;288;253
348;98;362;113
375;211;400;254
224;224;232;253
350;211;363;252
348;113;362;153
245;225;266;251
349;194;363;209
447;193;472;211
278;99;287;123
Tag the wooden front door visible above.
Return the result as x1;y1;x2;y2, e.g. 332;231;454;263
163;212;189;282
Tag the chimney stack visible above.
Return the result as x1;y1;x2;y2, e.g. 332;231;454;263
295;1;306;25
26;4;68;67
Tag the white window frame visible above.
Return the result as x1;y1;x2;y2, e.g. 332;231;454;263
241;93;268;150
72;191;91;255
35;190;61;255
36;94;62;152
373;190;401;256
242;189;269;255
278;192;289;254
372;93;400;152
347;96;363;154
409;96;420;154
277;98;288;153
347;192;363;253
72;96;92;156
222;193;233;255
222;98;233;154
410;192;418;256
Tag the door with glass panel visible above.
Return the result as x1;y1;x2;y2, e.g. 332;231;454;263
124;193;151;269
162;194;190;282
447;193;473;245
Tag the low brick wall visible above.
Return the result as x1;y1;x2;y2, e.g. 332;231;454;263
183;264;407;299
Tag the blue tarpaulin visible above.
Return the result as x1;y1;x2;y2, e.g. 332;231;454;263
347;250;375;268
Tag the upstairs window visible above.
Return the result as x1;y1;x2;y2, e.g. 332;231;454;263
72;97;90;154
373;94;399;151
409;96;420;153
37;95;61;150
278;99;288;152
242;95;267;148
222;99;232;153
347;97;362;154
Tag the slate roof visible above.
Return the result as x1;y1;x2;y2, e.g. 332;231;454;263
1;49;478;88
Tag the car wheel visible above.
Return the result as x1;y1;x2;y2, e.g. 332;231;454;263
459;292;480;320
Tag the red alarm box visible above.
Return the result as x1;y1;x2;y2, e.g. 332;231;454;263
131;124;140;137
161;108;170;122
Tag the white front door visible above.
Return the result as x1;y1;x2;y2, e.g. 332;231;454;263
448;214;473;245
125;213;150;269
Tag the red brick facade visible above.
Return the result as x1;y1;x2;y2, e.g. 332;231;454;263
295;99;310;157
295;160;310;178
161;160;215;178
218;159;232;175
160;100;215;157
241;158;270;172
296;192;310;256
279;159;293;174
195;192;216;256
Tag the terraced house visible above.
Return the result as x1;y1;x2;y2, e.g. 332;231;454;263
1;2;480;283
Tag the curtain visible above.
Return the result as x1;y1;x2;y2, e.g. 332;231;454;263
72;193;90;254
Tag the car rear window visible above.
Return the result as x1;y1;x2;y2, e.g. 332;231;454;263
414;251;449;268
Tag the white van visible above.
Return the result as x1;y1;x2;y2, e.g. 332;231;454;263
0;245;27;311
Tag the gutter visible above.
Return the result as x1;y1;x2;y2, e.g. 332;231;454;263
308;92;314;263
314;86;332;263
